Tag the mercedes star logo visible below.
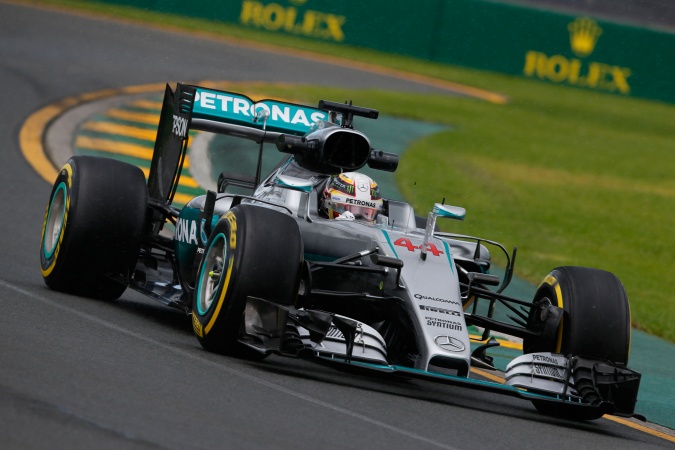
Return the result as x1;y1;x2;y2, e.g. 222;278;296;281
434;335;466;352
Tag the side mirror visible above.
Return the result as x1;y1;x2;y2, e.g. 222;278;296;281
275;134;314;154
367;150;398;172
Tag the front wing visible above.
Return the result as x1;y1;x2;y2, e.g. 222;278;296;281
297;350;642;421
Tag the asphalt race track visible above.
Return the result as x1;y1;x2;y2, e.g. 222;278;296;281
0;2;672;449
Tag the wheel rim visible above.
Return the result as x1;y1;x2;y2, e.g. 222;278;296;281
43;183;67;259
197;233;227;316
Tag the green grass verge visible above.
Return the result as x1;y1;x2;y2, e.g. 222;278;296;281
26;0;675;342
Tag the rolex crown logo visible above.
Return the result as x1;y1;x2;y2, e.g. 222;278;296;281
568;17;602;57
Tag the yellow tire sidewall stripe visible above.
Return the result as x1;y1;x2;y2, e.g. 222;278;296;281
203;211;238;336
40;163;72;278
541;274;564;353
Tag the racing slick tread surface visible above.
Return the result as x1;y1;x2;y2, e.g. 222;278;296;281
40;156;147;300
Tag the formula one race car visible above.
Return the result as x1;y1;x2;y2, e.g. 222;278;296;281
40;83;642;421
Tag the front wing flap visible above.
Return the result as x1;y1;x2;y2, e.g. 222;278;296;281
297;350;643;420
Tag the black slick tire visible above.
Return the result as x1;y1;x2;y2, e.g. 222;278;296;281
40;156;148;300
524;266;631;365
524;266;632;420
191;204;303;357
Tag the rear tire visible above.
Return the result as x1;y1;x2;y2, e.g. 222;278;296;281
191;204;303;358
40;156;148;300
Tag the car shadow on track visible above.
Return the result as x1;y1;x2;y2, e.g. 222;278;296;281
246;356;650;442
250;357;532;414
111;291;193;334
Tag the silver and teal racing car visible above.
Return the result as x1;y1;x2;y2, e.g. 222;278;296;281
40;83;642;421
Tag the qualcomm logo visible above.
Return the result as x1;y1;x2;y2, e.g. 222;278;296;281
568;17;602;57
434;335;465;353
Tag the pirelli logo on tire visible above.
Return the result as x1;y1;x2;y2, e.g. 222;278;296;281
192;210;239;342
192;313;204;338
225;211;237;251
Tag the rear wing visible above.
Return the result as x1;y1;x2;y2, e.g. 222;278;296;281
147;83;195;204
148;83;330;205
191;86;329;141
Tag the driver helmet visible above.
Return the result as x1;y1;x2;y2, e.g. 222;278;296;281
322;172;383;221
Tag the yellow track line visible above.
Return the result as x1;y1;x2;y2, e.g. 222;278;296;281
172;194;194;206
18;85;159;181
20;102;66;182
129;99;163;110
76;143;199;189
135;167;200;191
82;121;158;142
470;367;505;384
470;334;523;350
175;176;200;189
604;416;675;443
20;82;182;185
75;135;199;188
74;136;192;170
300;55;510;104
106;108;160;125
75;136;153;160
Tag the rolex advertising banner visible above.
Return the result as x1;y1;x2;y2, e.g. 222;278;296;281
432;1;673;101
91;0;675;103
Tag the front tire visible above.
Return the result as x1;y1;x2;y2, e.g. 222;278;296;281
524;266;632;420
191;204;303;357
40;156;148;300
524;266;631;365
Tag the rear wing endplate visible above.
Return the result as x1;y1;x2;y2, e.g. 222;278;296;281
147;83;195;204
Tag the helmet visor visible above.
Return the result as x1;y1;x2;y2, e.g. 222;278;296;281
332;202;379;221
